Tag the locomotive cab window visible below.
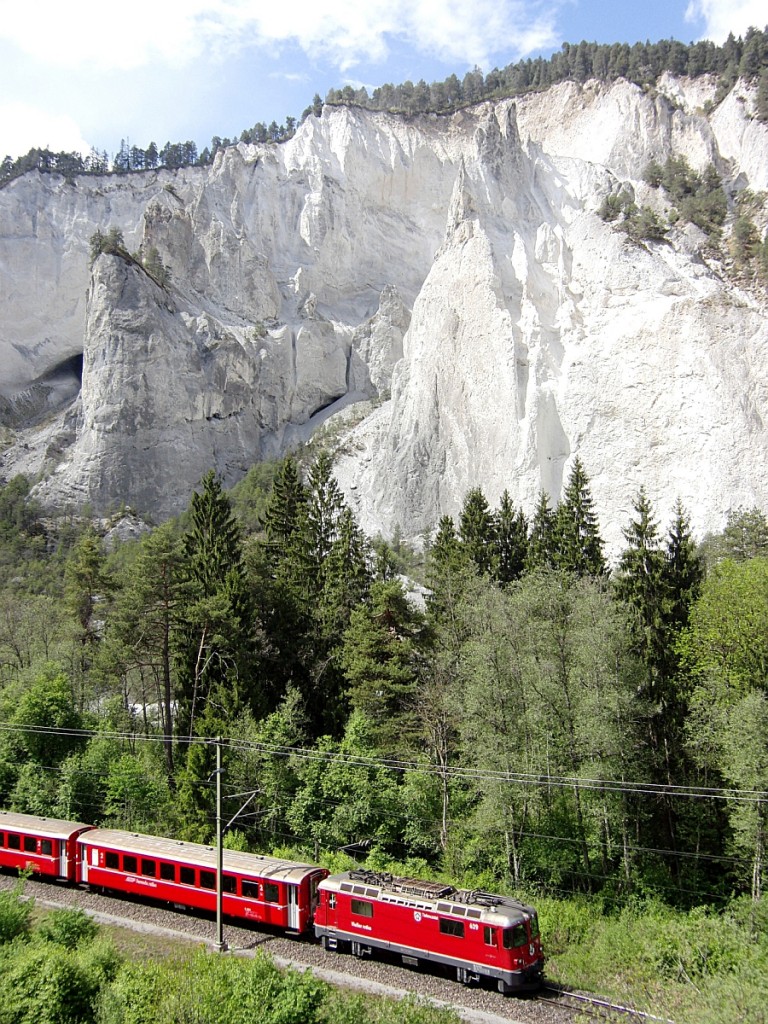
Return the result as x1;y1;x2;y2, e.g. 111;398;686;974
23;836;36;853
242;880;259;899
41;840;53;856
180;866;195;886
484;926;498;946
439;918;465;938
7;834;20;850
529;915;540;939
503;923;528;949
264;883;280;903
160;862;175;882
105;852;119;870
351;898;374;918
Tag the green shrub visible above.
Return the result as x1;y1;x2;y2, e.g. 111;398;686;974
37;908;99;950
0;880;33;945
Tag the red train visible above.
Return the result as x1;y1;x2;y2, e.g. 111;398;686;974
0;810;544;992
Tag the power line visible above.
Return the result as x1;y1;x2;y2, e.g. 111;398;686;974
1;720;766;803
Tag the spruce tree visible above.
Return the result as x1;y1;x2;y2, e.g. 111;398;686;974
176;471;256;736
458;487;497;576
662;498;703;636
614;486;666;673
554;458;606;577
494;490;528;584
425;515;473;634
526;491;558;571
306;450;345;572
340;578;424;757
261;454;307;552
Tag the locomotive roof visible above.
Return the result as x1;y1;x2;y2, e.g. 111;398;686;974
79;829;324;883
320;870;537;927
0;810;94;840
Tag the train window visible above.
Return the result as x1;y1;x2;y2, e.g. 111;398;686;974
200;871;216;890
7;834;21;850
141;859;157;877
351;899;374;918
180;866;195;886
0;832;4;846
105;852;119;869
123;855;138;874
439;918;465;938
160;863;175;882
242;880;259;899
484;926;497;946
502;923;528;949
24;836;37;853
41;840;53;856
529;915;540;939
264;883;280;903
223;875;237;894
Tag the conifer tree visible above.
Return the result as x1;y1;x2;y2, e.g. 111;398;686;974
306;450;345;575
425;516;471;615
554;458;606;577
614;486;666;673
261;454;308;551
110;521;183;775
526;491;558;571
458;487;497;576
662;498;703;636
176;471;256;737
340;578;424;757
494;490;528;584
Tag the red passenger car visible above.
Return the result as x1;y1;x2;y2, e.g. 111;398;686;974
0;811;95;882
77;829;328;934
315;869;544;993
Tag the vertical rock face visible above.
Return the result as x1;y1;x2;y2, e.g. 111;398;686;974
0;77;767;552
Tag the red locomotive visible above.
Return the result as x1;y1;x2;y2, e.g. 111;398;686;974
314;869;544;993
0;811;544;993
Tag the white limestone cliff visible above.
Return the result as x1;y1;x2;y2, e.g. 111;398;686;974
0;76;767;553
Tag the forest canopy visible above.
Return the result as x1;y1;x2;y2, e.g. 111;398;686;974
0;455;766;911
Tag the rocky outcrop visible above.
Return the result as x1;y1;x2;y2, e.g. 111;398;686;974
1;76;767;552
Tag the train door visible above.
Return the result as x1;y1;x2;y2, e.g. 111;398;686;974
287;884;300;931
59;840;68;879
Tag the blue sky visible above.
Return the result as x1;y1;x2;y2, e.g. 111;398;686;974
0;0;765;160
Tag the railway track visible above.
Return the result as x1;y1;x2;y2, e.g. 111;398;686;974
0;871;667;1024
538;985;674;1023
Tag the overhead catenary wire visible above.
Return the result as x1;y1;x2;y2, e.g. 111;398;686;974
1;720;766;804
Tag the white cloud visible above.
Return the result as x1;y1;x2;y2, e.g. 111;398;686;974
0;0;560;72
685;0;767;43
0;102;92;159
